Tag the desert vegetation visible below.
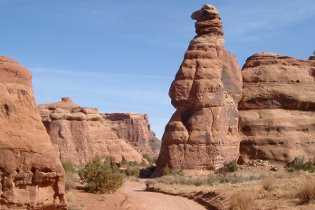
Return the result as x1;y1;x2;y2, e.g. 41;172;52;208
296;178;315;204
145;159;315;210
63;158;153;194
229;191;257;210
78;159;124;193
287;157;315;172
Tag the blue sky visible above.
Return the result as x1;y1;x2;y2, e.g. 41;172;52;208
1;0;314;138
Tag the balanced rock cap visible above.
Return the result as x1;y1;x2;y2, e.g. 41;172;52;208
191;4;223;36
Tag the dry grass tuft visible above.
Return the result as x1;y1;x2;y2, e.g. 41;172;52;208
229;191;257;210
296;178;315;204
262;177;275;192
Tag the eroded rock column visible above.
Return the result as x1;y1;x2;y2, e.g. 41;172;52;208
156;5;242;174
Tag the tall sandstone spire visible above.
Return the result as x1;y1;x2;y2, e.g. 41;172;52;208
155;4;242;174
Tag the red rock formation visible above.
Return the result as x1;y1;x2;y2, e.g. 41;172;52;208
155;4;242;174
39;98;147;166
0;57;66;209
239;53;315;163
104;113;161;158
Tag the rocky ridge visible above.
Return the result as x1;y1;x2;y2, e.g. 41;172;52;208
39;98;159;165
239;52;315;162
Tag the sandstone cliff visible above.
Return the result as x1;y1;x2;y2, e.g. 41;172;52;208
155;4;242;174
239;53;315;163
0;57;65;209
104;113;160;158
39;98;160;166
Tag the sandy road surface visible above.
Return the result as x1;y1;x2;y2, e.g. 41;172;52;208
68;180;206;210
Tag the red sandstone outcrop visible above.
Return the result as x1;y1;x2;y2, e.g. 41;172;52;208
239;53;315;163
0;57;65;209
155;4;242;173
39;98;150;166
104;113;161;158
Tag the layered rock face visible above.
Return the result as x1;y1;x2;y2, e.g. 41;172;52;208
239;53;315;163
39;98;145;165
156;4;242;173
104;113;161;157
0;57;65;209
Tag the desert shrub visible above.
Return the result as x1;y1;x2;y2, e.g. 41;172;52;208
296;179;315;204
223;160;238;173
119;161;141;177
163;165;183;176
62;161;77;191
156;175;204;186
79;159;124;193
287;157;315;172
262;177;275;191
125;165;140;177
65;172;77;191
143;154;154;165
216;173;262;185
156;172;263;187
229;191;257;210
62;161;76;174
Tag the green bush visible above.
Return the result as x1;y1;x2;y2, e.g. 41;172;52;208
287;157;315;172
125;165;140;177
220;160;238;173
119;161;141;177
79;159;124;193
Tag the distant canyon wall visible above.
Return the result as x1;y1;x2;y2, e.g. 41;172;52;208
39;98;160;166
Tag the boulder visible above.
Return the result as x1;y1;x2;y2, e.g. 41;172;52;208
239;52;315;163
0;56;66;209
155;4;242;174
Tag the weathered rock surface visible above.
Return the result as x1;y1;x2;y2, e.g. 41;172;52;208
239;53;315;163
39;98;147;165
0;57;65;209
104;113;161;158
156;4;242;174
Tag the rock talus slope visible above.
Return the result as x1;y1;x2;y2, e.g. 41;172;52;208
39;98;146;165
239;53;315;162
0;57;66;209
156;4;242;173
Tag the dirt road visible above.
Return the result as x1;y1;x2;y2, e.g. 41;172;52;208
67;180;206;210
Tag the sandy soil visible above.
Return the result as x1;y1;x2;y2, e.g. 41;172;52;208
67;180;206;210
